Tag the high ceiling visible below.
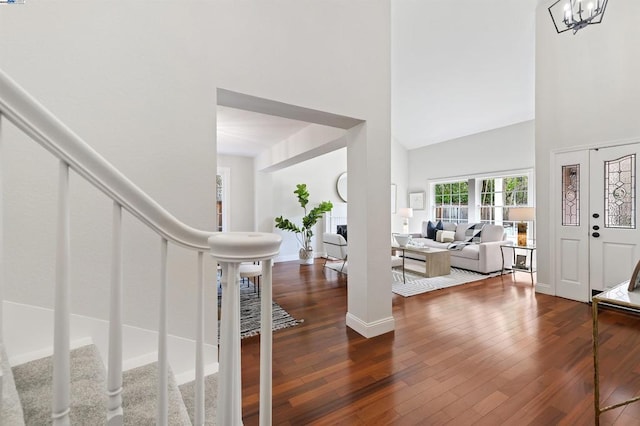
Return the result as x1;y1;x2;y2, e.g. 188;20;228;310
217;0;537;157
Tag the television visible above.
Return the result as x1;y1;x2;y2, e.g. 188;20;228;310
336;225;348;241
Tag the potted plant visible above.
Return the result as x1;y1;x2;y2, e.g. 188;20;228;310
275;184;333;265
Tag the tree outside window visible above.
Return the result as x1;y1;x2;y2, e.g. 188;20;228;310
434;181;468;223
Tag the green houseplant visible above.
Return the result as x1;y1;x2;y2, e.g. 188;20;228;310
275;184;333;265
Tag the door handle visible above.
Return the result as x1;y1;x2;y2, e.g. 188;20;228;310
592;232;600;238
592;225;600;230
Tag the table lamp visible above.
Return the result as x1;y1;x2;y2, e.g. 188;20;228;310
509;207;535;246
399;207;413;235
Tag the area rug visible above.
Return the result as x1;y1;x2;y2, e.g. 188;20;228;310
392;268;500;297
218;285;303;339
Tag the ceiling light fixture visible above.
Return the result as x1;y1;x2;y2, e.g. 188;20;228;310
548;0;608;34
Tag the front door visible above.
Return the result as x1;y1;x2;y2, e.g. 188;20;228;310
555;143;640;301
589;144;640;292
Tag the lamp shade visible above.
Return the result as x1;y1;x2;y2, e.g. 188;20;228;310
399;207;413;218
509;207;535;222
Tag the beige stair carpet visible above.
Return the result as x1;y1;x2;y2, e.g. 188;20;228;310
12;344;107;425
122;362;191;425
178;373;218;425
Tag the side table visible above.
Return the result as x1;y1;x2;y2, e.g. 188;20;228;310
500;244;536;285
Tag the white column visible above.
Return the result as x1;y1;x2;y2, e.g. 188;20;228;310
107;202;123;425
52;161;71;426
157;238;169;425
259;259;273;426
217;261;242;426
194;251;205;426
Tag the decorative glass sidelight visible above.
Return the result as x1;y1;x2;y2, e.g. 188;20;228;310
604;154;636;228
562;165;580;226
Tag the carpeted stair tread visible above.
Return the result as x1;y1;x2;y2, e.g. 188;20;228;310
12;344;107;425
178;373;218;425
1;341;26;426
122;362;191;425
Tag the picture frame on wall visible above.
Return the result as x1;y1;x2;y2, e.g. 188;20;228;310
391;184;397;213
409;191;425;210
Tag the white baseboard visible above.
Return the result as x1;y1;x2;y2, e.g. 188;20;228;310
174;362;219;386
3;301;218;377
9;337;94;367
535;281;554;296
345;312;395;338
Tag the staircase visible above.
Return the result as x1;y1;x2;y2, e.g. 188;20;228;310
0;68;279;425
3;343;218;425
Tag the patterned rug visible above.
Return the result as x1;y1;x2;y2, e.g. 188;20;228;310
392;268;500;297
218;284;303;339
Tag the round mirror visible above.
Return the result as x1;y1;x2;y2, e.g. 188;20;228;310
336;172;347;202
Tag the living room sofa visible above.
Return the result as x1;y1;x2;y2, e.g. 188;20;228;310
407;221;513;274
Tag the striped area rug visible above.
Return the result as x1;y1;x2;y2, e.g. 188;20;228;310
218;285;304;339
392;268;500;297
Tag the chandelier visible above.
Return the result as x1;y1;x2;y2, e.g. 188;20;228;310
548;0;609;34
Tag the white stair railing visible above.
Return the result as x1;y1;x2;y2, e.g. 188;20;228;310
0;69;282;425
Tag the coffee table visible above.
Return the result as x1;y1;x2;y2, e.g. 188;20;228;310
392;245;451;283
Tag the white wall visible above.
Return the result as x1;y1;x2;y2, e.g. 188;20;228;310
217;155;255;232
391;139;409;233
267;148;347;262
0;1;391;340
0;1;219;342
406;120;535;231
535;0;640;291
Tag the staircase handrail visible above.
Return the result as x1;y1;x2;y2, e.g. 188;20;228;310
0;69;213;250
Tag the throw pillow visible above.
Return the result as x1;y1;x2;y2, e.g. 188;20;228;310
436;230;455;243
421;221;429;238
426;220;443;240
464;223;484;243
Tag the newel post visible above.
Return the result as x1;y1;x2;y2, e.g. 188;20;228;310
208;232;281;426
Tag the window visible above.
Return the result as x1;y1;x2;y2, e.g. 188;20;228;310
434;181;468;223
429;170;533;243
480;175;529;241
480;176;528;223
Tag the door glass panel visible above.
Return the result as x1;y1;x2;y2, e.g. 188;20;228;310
562;165;580;226
604;154;636;229
216;174;223;232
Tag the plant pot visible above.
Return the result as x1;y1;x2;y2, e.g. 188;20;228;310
299;248;314;265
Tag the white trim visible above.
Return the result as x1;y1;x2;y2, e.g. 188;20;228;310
174;363;219;386
535;281;554;296
427;167;534;184
345;312;395;338
217;167;231;232
9;337;93;367
3;301;218;377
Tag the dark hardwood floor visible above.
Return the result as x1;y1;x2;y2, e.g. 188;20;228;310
239;261;640;425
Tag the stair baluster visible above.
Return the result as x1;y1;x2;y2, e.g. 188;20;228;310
260;259;273;426
52;161;71;426
158;237;169;425
107;202;124;425
195;251;205;426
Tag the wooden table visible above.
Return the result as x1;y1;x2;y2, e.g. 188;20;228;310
392;245;451;282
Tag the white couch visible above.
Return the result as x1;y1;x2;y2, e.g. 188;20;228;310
408;221;512;274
